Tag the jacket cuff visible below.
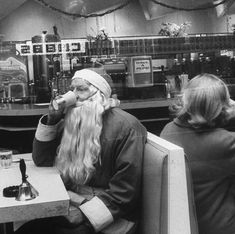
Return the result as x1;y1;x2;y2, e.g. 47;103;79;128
79;196;113;232
35;115;62;142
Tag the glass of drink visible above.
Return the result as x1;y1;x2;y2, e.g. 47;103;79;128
0;150;13;169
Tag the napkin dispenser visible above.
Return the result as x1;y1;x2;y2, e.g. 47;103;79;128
16;159;39;201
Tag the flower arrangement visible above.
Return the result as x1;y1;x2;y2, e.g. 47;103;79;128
87;27;110;41
159;22;191;37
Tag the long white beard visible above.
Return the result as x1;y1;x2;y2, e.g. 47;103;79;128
55;99;104;186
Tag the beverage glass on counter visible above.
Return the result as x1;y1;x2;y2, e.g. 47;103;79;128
52;91;77;111
0;150;12;169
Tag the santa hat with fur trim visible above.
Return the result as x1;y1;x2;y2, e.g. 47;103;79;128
72;69;112;98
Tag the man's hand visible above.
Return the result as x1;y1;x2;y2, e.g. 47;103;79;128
64;205;86;226
47;99;64;125
67;190;87;207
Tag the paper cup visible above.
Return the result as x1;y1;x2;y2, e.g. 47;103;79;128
52;91;77;110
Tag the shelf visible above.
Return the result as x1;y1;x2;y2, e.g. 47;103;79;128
0;125;37;132
0;103;48;116
120;98;171;109
0;99;173;132
0;99;172;116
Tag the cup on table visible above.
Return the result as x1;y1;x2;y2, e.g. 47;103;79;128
0;150;13;169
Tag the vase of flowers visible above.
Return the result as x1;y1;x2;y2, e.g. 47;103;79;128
159;22;191;37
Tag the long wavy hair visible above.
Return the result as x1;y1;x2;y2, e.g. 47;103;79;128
178;73;231;128
55;79;118;186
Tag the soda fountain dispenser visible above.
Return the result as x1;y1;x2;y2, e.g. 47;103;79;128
32;31;60;103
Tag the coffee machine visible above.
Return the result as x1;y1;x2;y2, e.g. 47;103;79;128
32;31;60;103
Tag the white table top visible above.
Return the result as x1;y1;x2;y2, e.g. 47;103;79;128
0;153;70;223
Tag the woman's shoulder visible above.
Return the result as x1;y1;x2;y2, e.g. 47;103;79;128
213;128;235;145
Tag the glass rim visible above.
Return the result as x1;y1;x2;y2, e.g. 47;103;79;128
0;150;12;155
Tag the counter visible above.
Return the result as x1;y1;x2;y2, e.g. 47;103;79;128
0;99;172;153
0;99;172;116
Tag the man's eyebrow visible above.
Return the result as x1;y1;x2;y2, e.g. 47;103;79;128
71;83;82;87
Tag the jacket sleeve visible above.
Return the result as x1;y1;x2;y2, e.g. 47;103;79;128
32;115;63;166
79;125;147;232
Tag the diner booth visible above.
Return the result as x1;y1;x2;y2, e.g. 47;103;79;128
0;0;235;153
0;0;235;233
0;133;198;234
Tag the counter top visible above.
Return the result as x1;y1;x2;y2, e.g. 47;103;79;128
0;99;172;116
0;103;49;116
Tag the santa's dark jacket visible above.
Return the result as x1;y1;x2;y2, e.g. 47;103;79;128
33;107;147;233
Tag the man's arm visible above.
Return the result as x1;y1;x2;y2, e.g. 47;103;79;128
32;114;63;166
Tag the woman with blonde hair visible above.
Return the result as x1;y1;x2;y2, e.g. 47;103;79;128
161;73;235;234
16;68;147;234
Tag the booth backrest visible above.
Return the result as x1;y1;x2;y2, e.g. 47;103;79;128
139;132;198;234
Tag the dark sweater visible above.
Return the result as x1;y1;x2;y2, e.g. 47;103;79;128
161;118;235;234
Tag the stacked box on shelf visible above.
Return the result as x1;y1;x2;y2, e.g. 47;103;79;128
153;38;159;54
137;39;145;55
203;36;211;50
157;38;163;53
119;40;128;55
107;40;114;55
114;40;119;55
169;37;176;52
157;38;164;53
85;41;90;56
86;34;235;57
96;40;102;56
199;37;205;50
90;41;97;56
216;36;223;50
126;40;133;54
176;38;185;52
189;37;196;51
223;35;234;50
229;35;235;48
225;36;232;49
144;38;153;55
164;37;172;52
128;40;138;55
101;40;108;55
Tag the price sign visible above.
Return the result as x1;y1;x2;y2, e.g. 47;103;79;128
16;43;32;55
134;60;151;73
58;43;62;53
20;45;31;54
33;44;43;54
46;43;56;53
71;42;81;52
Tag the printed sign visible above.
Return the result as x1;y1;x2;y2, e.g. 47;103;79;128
16;39;87;56
134;59;151;73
